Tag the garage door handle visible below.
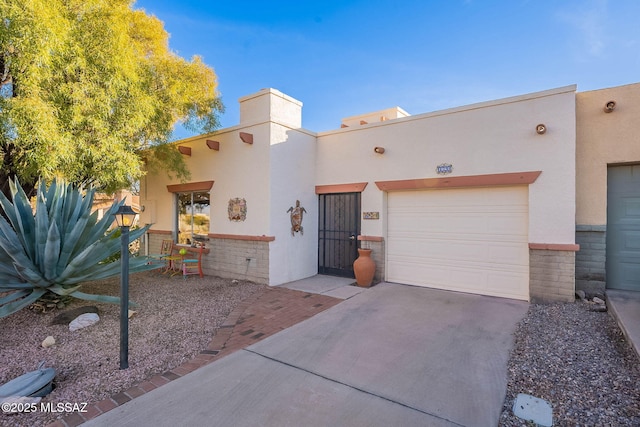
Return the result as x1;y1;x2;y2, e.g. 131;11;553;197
349;235;356;240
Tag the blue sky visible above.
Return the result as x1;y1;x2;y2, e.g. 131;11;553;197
134;0;640;138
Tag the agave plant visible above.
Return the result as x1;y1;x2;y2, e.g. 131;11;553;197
0;178;157;318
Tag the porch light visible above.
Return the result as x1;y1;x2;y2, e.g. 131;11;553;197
603;100;616;113
114;204;137;228
112;204;137;369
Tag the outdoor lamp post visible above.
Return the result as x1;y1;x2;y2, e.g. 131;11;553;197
113;204;137;369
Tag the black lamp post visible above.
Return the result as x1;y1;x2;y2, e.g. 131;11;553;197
113;204;137;369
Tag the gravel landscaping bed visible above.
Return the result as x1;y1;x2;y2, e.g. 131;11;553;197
500;299;640;426
0;271;267;427
3;274;640;427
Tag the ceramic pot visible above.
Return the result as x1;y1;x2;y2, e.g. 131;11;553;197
353;248;376;287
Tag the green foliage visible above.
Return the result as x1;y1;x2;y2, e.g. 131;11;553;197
0;178;158;318
0;0;224;194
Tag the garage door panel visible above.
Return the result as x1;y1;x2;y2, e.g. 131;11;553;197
387;258;528;299
388;238;527;265
387;187;529;300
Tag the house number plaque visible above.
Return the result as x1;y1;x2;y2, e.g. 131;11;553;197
436;163;453;175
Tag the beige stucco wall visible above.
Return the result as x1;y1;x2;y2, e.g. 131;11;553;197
268;123;318;285
140;89;319;286
316;85;578;245
576;82;640;225
139;122;272;236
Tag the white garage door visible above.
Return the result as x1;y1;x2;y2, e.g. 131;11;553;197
387;186;529;300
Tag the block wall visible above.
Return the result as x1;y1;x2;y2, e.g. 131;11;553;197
575;225;606;294
204;237;270;284
529;249;576;303
145;232;269;284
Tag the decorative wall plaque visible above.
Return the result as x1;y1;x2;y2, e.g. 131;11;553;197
287;200;307;236
228;198;247;221
436;163;453;175
363;212;380;220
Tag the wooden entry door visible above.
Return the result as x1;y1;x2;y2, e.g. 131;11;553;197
607;165;640;291
318;193;361;277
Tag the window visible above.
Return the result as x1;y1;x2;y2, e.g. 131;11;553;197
177;191;210;245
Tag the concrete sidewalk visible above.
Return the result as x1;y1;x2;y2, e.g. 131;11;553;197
607;290;640;361
82;280;528;427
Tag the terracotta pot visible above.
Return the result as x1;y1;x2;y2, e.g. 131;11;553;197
353;248;376;287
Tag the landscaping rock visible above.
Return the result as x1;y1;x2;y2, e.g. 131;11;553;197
50;306;99;325
575;290;586;301
41;336;55;348
69;313;100;331
593;296;605;305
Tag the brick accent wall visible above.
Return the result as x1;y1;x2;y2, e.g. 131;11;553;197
575;225;606;294
529;249;576;303
358;239;385;285
145;232;269;284
147;232;172;256
204;237;269;284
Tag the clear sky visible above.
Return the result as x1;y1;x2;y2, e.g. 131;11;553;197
133;0;640;138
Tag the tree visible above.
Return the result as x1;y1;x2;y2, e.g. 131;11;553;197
0;0;223;197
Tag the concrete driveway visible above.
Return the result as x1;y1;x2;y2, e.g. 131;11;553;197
84;282;528;427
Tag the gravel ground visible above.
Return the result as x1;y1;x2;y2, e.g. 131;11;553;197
500;299;640;426
0;271;267;427
3;275;640;427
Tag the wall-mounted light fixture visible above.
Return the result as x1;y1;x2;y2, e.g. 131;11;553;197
603;100;616;113
535;124;547;135
374;147;385;154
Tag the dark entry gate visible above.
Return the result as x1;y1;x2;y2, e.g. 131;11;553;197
318;192;361;277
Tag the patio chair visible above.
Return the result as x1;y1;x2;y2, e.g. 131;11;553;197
147;239;173;269
182;244;205;278
162;243;184;275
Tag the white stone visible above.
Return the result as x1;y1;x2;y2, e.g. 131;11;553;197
0;395;41;408
593;296;605;305
128;310;137;319
41;336;55;348
69;313;100;331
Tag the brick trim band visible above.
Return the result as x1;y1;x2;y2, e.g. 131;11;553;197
529;243;580;251
315;182;368;194
358;235;384;242
208;233;275;242
147;229;172;235
167;180;215;193
375;171;542;191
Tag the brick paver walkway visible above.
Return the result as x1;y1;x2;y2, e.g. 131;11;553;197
49;287;343;427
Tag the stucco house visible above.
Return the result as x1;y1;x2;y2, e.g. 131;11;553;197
138;81;639;303
576;82;640;295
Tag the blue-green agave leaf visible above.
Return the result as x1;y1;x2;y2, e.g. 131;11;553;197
12;263;50;287
8;178;37;259
48;284;82;296
0;290;31;305
0;289;47;318
0;282;37;291
69;291;138;307
43;221;61;280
